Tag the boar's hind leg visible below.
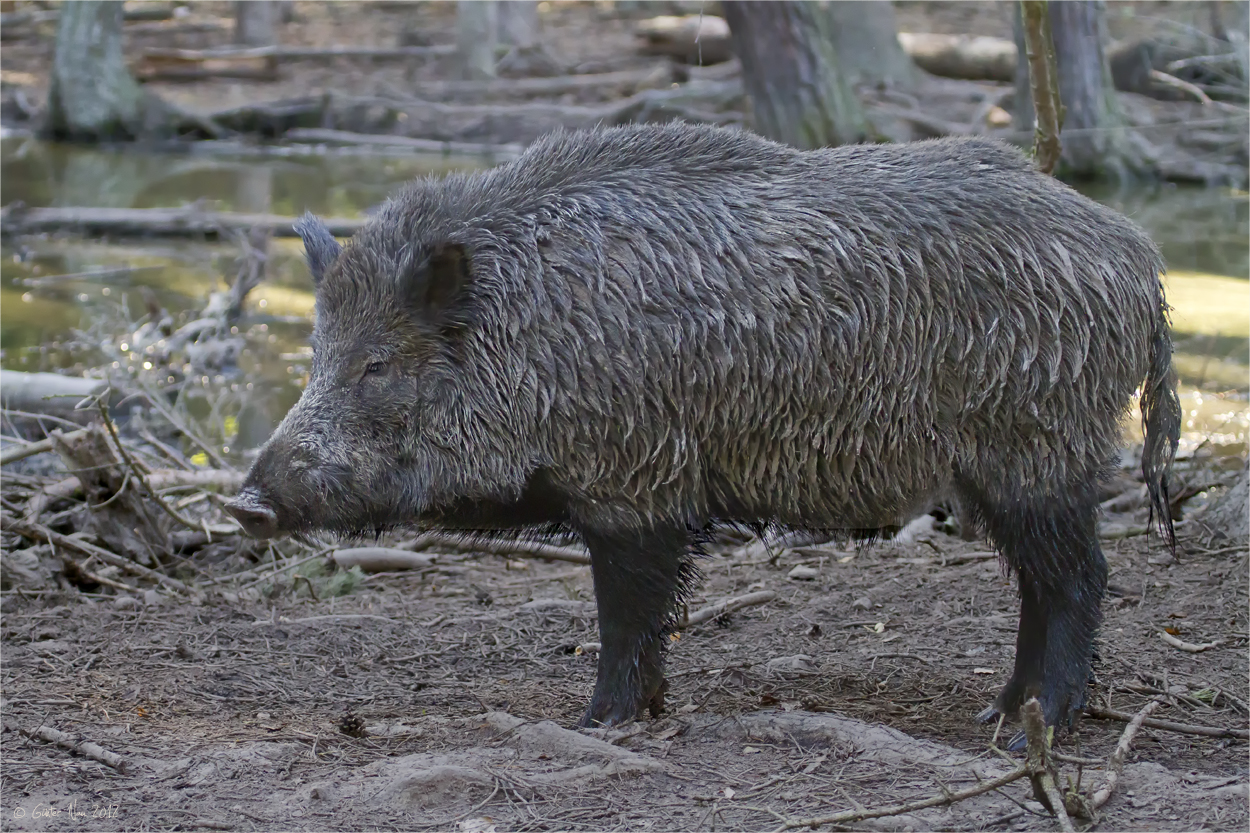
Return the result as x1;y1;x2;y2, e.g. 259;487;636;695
960;480;1106;744
577;523;693;728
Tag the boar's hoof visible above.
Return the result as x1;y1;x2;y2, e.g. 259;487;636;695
224;490;279;539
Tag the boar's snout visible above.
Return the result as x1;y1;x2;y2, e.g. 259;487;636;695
225;488;279;539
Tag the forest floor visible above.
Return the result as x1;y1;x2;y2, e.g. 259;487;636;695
2;498;1247;831
1;2;1248;832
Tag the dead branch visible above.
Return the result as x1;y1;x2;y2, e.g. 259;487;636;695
21;725;129;775
681;590;776;627
1;429;87;466
1088;698;1164;811
1085;705;1249;740
0;206;366;240
1;513;192;595
411;532;590;565
283;128;523;159
411;65;679;101
774;764;1029;830
331;547;437;573
1149;69;1215;105
1159;631;1224;653
139;44;455;62
1022;698;1075;831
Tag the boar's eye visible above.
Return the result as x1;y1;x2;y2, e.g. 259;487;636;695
365;361;385;375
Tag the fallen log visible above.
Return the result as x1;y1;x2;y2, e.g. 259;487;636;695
411;65;678;101
139;44;455;63
0;206;366;240
636;14;733;65
0;371;106;416
283;128;523;160
897;32;1017;82
133;52;279;83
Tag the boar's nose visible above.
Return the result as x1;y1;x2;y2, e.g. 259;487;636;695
224;489;279;539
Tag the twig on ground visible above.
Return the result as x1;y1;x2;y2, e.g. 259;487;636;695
681;590;777;627
1085;705;1248;740
1159;631;1224;653
235;548;335;589
1022;698;1075;831
0;513;191;595
95;398;203;533
21;725;129;774
330;547;438;573
411;532;590;565
772;764;1028;830
1088;698;1164;811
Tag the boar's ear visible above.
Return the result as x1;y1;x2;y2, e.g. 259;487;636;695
293;212;342;286
417;242;473;316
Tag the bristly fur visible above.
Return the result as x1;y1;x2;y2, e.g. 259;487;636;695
233;123;1182;730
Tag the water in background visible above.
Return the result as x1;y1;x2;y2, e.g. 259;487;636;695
2;138;1247;459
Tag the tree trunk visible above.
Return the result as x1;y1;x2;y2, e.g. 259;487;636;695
234;1;278;47
499;0;538;49
722;1;868;149
825;1;917;88
457;0;498;81
42;1;162;141
1013;0;1152;179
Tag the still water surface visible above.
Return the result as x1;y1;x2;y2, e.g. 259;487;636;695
2;139;1246;459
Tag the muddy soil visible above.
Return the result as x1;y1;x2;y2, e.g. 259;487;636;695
2;507;1246;831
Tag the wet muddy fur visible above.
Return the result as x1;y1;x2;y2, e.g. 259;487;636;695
227;123;1182;735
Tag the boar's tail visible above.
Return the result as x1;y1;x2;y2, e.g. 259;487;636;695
1139;301;1181;551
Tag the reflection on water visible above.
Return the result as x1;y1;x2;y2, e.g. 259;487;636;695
2;139;1247;458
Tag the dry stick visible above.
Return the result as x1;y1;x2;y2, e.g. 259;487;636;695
1085;705;1248;740
681;590;777;627
1022;698;1076;832
1;514;191;595
1159;631;1224;653
0;429;88;465
1021;0;1064;174
774;765;1029;830
64;556;141;594
95;399;202;534
413;531;590;565
1088;698;1164;811
21;725;129;775
136;380;231;470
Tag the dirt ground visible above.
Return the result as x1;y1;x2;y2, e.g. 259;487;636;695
1;2;1248;831
2;488;1248;831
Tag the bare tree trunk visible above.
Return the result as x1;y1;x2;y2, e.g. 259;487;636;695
458;0;499;80
723;1;868;149
499;0;538;49
235;1;278;47
42;1;164;141
825;1;917;88
1013;0;1152;179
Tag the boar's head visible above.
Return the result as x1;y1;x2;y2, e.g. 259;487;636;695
225;211;533;539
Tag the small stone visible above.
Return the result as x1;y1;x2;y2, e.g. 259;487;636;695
143;589;161;606
114;595;140;610
852;596;872;610
787;565;818;581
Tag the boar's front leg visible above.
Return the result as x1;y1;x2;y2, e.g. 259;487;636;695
577;523;693;728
